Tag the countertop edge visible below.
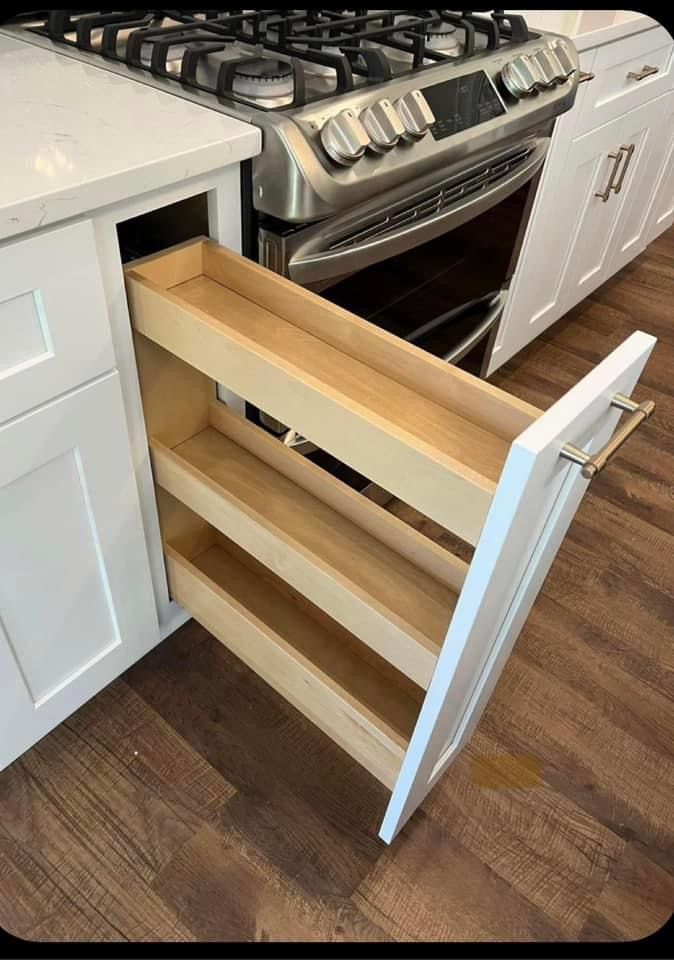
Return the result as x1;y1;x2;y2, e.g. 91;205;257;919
0;128;261;243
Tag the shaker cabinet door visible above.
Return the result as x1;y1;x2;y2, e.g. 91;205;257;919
488;116;620;373
643;90;674;246
382;331;655;842
562;95;660;302
606;91;673;274
488;94;663;375
0;372;159;769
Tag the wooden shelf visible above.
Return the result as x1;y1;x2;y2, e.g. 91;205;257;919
126;238;541;545
165;533;423;788
150;401;467;689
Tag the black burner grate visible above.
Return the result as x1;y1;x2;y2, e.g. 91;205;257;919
26;9;533;110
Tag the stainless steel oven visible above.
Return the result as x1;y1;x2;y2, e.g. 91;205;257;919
255;127;548;410
247;127;550;488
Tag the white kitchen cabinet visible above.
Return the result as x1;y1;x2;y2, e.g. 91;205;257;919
489;87;673;375
643;90;674;244
486;23;674;376
562;94;664;298
0;371;159;769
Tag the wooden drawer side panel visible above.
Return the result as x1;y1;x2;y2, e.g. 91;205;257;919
126;268;499;545
151;423;458;688
165;541;421;788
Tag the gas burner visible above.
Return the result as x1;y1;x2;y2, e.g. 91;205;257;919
426;20;461;56
424;21;462;55
231;58;294;100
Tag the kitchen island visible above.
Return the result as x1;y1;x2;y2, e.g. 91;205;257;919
0;31;260;769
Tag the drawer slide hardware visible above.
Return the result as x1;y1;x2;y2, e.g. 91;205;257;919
626;64;659;82
560;393;655;478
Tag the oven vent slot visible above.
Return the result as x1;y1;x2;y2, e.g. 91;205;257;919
328;147;533;251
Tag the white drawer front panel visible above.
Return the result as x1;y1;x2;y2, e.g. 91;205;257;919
0;290;51;375
0;220;115;423
0;447;120;705
574;26;674;137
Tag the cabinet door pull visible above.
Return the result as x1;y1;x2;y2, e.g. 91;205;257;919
611;143;635;195
578;70;595;83
594;150;623;202
626;64;659;81
560;394;655;478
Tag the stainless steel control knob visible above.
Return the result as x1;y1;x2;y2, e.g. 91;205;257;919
533;47;565;87
549;39;576;79
394;89;435;140
501;55;543;98
360;98;405;152
320;109;369;165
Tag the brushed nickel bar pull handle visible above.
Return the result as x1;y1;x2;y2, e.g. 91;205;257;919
627;64;659;81
578;70;595;83
560;394;656;478
612;143;635;195
595;150;623;202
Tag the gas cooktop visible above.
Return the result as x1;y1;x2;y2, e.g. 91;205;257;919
5;11;581;222
17;10;536;110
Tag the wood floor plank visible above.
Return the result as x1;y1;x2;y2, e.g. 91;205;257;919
0;822;126;941
125;618;391;891
580;842;674;941
152;821;388;942
520;596;674;759
66;679;237;828
352;811;566;941
479;646;674;872
0;726;198;941
421;729;626;937
0;227;672;943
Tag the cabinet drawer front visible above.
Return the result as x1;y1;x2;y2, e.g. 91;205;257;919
0;220;114;423
574;27;674;137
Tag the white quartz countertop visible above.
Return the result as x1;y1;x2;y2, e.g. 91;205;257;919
0;34;262;242
516;10;664;51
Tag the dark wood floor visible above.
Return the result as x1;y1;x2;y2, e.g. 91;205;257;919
1;230;673;944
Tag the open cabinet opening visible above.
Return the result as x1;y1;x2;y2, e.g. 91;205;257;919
116;194;209;263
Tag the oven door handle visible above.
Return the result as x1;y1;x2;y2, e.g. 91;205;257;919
440;289;505;364
286;141;547;287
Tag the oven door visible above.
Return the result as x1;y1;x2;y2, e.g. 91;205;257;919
259;135;547;371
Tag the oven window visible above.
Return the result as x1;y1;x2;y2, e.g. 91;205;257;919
319;183;529;372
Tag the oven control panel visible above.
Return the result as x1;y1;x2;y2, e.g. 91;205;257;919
422;71;506;142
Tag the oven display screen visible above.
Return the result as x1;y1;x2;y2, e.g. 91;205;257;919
424;71;505;141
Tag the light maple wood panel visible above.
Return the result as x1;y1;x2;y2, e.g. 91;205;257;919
152;421;458;689
165;539;422;789
124;239;538;545
208;401;468;594
199;239;541;440
171;273;509;485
